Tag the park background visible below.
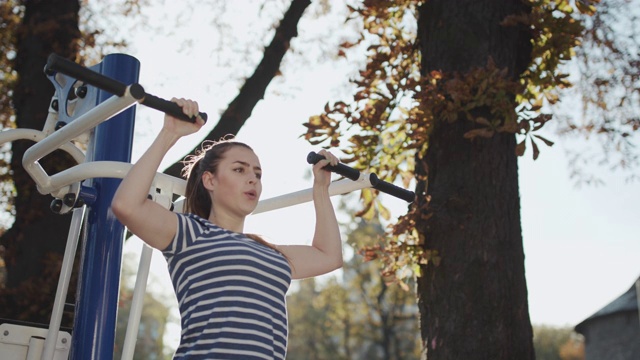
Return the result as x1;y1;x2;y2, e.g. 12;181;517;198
115;0;639;355
0;0;638;359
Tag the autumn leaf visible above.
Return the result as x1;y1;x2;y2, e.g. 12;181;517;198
531;137;540;160
377;200;391;221
475;117;491;126
515;139;526;156
307;115;322;126
463;128;495;139
533;134;555;147
575;0;597;15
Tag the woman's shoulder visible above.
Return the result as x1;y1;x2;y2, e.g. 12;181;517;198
177;213;230;234
166;213;229;254
178;212;207;222
177;212;214;225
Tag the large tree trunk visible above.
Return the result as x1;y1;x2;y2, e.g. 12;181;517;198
415;1;534;359
0;0;80;325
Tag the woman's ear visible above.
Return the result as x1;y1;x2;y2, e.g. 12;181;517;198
201;171;216;191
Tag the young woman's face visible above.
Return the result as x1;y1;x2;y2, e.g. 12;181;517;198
206;146;262;218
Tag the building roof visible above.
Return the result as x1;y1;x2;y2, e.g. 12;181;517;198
575;276;640;334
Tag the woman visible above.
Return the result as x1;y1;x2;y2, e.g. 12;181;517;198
111;98;343;359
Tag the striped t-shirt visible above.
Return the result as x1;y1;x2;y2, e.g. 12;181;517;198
163;213;292;359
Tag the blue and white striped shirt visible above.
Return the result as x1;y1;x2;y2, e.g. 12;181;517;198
163;213;292;359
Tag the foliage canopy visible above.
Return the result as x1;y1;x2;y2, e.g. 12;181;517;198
302;0;617;282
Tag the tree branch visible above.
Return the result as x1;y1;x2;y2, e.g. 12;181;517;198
163;0;311;177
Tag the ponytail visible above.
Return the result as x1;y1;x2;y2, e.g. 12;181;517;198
183;157;211;219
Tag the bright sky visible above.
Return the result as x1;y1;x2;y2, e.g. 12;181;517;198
108;0;640;351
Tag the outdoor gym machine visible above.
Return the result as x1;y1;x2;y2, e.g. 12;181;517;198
0;53;414;360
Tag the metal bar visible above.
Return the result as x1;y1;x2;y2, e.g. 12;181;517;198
252;172;375;215
41;207;86;360
44;161;186;198
70;53;140;360
21;93;137;195
46;53;206;123
46;53;128;96
120;244;153;360
307;151;415;203
0;128;85;163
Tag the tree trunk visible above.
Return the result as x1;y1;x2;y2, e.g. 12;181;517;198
415;1;534;359
0;0;80;325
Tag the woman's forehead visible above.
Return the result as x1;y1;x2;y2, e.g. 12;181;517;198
222;146;261;167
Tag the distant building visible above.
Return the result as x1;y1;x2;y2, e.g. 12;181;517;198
575;276;640;360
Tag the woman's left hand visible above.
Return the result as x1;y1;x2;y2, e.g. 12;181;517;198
312;149;339;188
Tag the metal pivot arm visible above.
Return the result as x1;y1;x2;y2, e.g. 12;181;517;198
45;53;208;123
307;151;416;203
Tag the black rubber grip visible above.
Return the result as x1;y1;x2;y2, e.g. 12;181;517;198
141;93;208;123
306;152;415;203
306;152;361;181
45;53;207;124
369;174;416;203
46;54;127;96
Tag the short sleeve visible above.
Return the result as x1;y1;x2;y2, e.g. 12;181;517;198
162;213;209;258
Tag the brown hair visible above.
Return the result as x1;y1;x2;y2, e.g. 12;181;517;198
182;139;287;259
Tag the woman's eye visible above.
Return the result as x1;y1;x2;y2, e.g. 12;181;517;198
256;173;262;180
234;168;244;173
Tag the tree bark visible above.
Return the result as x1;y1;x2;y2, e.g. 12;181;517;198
415;1;534;359
0;0;80;325
164;0;312;177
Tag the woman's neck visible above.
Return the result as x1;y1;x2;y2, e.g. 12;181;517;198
208;211;245;233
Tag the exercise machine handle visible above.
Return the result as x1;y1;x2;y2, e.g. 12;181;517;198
306;151;415;203
306;152;360;181
45;53;207;123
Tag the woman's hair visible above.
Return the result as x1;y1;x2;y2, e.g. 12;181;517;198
182;139;253;219
182;139;286;259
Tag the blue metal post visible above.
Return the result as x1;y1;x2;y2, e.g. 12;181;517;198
70;54;139;360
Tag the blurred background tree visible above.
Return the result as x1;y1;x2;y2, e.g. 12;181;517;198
533;325;585;360
0;0;87;327
114;251;173;360
287;208;421;360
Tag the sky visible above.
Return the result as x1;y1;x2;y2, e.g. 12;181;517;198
104;0;640;349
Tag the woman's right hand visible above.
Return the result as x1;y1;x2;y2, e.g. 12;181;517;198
163;97;206;137
113;97;204;250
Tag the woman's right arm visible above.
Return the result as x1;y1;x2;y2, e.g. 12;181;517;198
111;98;204;250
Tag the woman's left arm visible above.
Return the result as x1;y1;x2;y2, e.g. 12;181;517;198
278;150;343;279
